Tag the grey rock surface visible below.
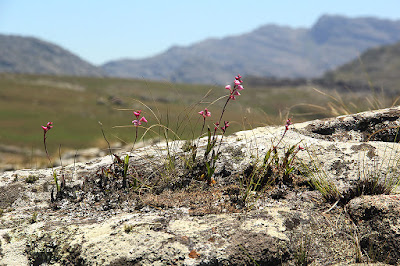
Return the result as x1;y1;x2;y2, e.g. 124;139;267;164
347;194;400;264
1;107;400;265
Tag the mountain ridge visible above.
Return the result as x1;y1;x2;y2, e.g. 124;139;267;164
0;34;104;77
102;14;400;84
1;15;400;83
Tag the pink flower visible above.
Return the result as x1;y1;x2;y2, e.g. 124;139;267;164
285;118;292;131
132;110;147;126
298;145;304;150
198;108;211;118
221;121;229;133
42;122;53;133
225;75;244;101
132;116;147;126
133;110;142;118
214;122;220;131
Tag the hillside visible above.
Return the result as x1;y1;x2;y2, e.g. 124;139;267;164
0;34;103;76
1;71;398;172
323;41;400;92
102;15;400;84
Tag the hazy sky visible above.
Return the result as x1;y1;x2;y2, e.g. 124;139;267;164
1;0;399;65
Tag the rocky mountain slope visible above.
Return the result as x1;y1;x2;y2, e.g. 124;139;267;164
0;34;104;76
102;15;400;84
1;107;400;264
2;15;400;84
323;40;400;92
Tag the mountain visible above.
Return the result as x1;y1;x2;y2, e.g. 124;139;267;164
102;15;400;84
0;34;103;76
323;41;400;93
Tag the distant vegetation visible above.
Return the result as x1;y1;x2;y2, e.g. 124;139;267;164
0;73;266;153
1;71;397;155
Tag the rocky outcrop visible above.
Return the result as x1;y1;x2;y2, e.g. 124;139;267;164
1;107;400;265
347;195;400;264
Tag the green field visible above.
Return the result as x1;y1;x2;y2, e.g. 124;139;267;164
0;73;397;155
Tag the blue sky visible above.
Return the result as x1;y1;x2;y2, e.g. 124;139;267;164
1;0;399;65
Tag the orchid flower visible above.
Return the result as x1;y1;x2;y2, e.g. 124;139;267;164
198;108;211;118
285;118;292;131
225;75;244;102
133;110;142;118
42;122;53;133
221;121;229;133
132;110;147;126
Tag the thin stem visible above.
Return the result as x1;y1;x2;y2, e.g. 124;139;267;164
43;133;52;166
98;121;112;156
200;117;206;137
273;129;288;150
43;131;60;193
218;97;230;126
134;126;138;145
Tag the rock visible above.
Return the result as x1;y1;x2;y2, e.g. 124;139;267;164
347;195;400;264
1;106;400;265
60;147;107;166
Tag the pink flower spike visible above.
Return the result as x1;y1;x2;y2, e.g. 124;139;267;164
198;108;211;118
42;122;53;133
133;110;142;118
221;121;229;133
139;116;148;123
285;119;292;131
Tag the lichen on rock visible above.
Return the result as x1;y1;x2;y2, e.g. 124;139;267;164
1;107;400;265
